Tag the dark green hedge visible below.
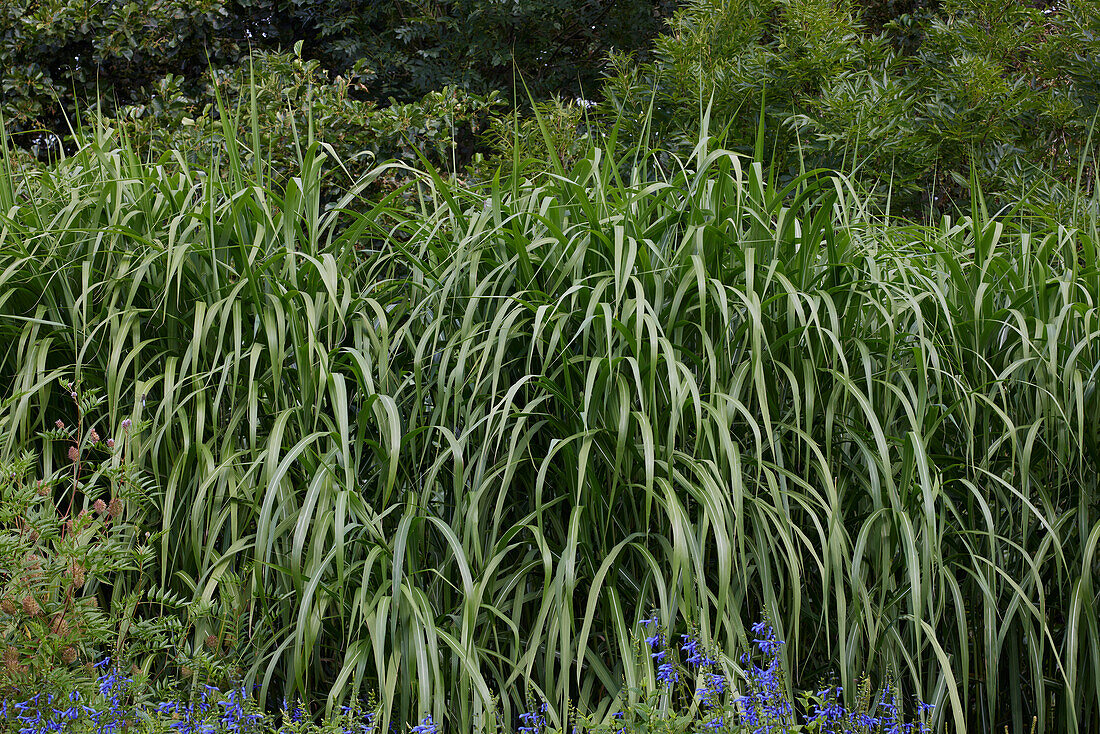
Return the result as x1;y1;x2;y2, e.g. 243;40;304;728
1;0;675;156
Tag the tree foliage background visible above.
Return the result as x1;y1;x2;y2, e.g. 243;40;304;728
5;0;1099;222
603;0;1100;218
1;0;674;155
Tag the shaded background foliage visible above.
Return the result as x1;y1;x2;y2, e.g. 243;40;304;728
319;0;679;102
6;0;1098;223
106;49;507;206
0;0;674;157
603;0;1100;219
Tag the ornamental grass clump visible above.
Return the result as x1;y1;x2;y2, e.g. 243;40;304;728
2;94;1099;731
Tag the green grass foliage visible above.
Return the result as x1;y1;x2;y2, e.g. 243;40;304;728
1;108;1099;733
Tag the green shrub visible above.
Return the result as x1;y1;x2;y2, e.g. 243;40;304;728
0;385;156;694
0;0;248;155
0;384;248;704
102;48;504;205
0;0;675;158
483;96;595;175
603;0;1100;219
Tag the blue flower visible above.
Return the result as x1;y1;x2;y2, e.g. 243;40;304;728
916;700;935;733
656;661;679;686
411;714;439;734
752;624;785;658
805;685;845;727
518;708;546;734
696;672;728;707
679;634;714;667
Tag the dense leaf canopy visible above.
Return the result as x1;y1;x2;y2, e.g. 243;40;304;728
604;0;1099;218
1;0;674;154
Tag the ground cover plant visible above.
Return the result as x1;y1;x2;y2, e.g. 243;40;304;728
0;660;377;734
0;618;938;733
1;92;1099;734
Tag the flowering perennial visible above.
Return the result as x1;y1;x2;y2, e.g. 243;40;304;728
1;623;936;734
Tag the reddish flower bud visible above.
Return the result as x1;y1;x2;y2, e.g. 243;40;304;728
50;613;69;635
70;562;86;589
21;594;40;617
